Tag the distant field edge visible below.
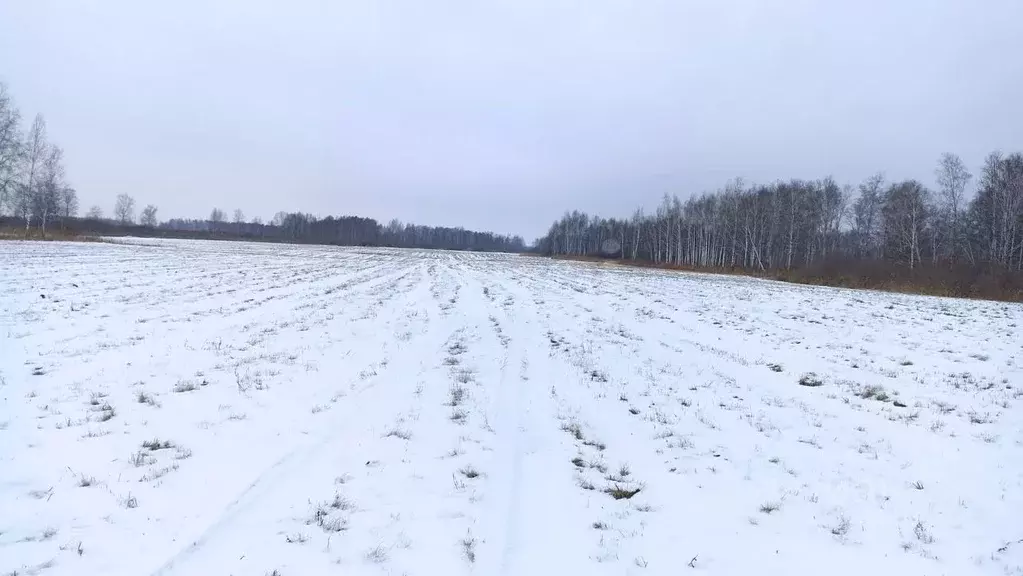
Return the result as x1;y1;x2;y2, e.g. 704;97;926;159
0;227;104;243
541;254;1023;303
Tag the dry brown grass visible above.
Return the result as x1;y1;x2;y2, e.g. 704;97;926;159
545;254;1023;302
0;227;101;242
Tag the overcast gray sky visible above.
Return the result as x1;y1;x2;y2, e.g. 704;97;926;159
1;0;1021;239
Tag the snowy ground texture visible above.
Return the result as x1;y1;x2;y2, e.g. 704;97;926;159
2;238;1022;576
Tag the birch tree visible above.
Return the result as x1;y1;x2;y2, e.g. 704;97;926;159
19;114;48;231
0;82;21;216
35;145;64;236
935;153;972;262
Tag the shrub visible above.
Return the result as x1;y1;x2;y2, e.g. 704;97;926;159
799;373;824;387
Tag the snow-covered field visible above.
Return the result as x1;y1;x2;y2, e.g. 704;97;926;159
1;238;1021;576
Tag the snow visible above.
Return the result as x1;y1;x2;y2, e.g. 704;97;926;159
1;237;1021;576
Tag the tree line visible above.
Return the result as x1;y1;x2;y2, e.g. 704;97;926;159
534;153;1023;297
155;210;526;252
0;82;525;253
535;154;1023;271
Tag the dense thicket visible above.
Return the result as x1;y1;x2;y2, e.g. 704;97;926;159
534;153;1023;298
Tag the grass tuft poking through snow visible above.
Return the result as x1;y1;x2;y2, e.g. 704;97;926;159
461;535;477;563
604;484;641;500
141;438;174;451
384;427;412;440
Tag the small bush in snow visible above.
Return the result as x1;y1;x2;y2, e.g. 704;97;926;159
914;521;934;544
385;427;412;440
831;515;851;537
759;502;781;514
330;493;355;511
967;410;990;424
320;516;348;533
561;421;584;441
461;536;477;563
605;484;641;500
141;463;179;482
448;385;466;407
129;450;152;467
142;438;174;451
859;385;889;402
460;465;480;479
365;545;390;563
92;402;116;422
798;373;824;387
173;380;199;393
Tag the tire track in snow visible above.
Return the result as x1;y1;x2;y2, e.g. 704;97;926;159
467;265;594;576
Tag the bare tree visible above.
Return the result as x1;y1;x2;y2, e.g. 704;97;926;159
114;193;136;224
233;208;245;224
59;186;78;228
13;183;33;227
0;82;22;216
18;114;48;231
935;153;972;262
35;145;65;236
85;205;103;220
209;207;225;233
140;204;159;227
853;173;885;258
882;181;930;269
973;152;1023;269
